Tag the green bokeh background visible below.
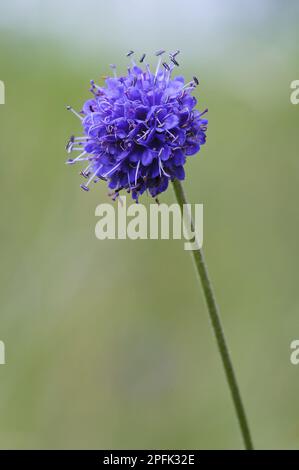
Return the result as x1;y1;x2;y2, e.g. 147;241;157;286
0;0;299;449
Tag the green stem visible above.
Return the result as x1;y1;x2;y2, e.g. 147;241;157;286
172;178;254;450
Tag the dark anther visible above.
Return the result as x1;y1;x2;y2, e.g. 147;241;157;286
170;57;179;66
193;76;199;85
126;50;134;57
155;49;165;56
139;53;146;63
115;186;124;194
162;62;170;71
66;135;75;151
171;50;180;57
80;170;90;179
80;184;90;192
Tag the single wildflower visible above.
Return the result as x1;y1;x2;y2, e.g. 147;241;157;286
65;52;254;450
66;50;208;201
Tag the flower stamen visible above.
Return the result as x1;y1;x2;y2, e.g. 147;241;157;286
66;106;83;121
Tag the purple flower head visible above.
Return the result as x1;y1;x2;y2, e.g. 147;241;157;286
66;50;208;201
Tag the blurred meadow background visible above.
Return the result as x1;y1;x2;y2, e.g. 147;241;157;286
0;0;299;449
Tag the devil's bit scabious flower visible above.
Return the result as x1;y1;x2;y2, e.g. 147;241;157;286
66;51;208;200
65;52;255;450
